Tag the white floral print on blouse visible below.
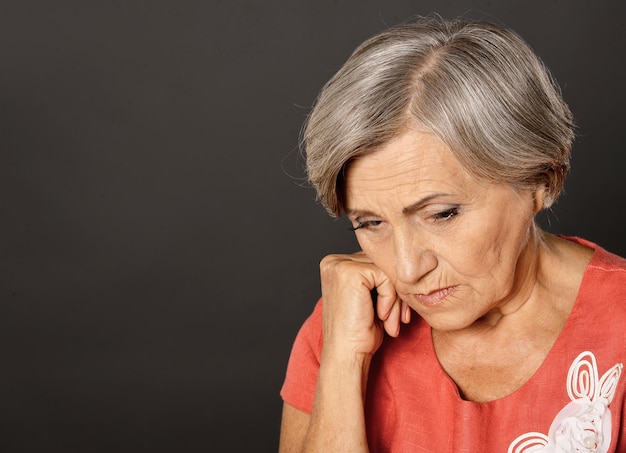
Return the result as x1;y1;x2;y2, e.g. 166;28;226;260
508;351;623;453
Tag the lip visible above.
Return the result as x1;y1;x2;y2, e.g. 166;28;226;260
412;286;458;307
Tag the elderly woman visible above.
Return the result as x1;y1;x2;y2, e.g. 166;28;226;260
279;16;625;453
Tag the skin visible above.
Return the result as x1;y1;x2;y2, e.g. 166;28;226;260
279;124;593;452
344;128;540;334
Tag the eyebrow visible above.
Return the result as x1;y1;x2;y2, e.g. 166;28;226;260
402;193;453;214
346;193;452;218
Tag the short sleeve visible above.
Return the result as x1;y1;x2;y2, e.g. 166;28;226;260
280;299;323;414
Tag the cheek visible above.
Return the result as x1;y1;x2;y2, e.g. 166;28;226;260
445;213;531;279
458;217;532;281
355;234;396;272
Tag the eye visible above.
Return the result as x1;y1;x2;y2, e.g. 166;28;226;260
349;220;383;231
433;207;459;221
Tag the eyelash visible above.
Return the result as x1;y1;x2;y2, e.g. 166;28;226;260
349;220;382;231
349;207;460;231
433;207;459;221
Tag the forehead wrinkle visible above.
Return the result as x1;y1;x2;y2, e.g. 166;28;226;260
347;134;450;185
346;152;443;197
346;179;452;220
344;128;479;215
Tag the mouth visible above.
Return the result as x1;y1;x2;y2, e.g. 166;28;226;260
412;286;458;307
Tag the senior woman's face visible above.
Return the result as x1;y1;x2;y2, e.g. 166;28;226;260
344;127;540;332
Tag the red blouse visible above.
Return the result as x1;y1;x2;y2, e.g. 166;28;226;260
281;238;626;452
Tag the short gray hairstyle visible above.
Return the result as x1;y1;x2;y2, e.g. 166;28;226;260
303;16;574;217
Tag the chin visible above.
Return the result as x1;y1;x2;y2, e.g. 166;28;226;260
418;312;476;333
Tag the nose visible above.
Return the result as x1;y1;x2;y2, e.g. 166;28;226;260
393;226;437;285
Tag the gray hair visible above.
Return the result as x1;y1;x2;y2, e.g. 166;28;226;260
303;16;574;217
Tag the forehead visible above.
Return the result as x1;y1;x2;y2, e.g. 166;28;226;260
344;128;476;208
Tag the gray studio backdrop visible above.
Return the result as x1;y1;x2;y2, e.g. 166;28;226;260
1;1;624;451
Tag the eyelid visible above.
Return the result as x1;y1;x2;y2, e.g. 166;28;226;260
432;206;460;221
348;204;460;230
349;218;383;231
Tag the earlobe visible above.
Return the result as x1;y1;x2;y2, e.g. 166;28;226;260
533;186;548;213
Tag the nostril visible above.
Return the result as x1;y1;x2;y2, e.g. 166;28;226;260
395;250;438;285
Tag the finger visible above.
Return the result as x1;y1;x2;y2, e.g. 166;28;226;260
383;297;401;337
373;275;397;321
376;291;397;322
345;251;374;264
401;300;411;324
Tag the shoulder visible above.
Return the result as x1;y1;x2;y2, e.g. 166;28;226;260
565;236;626;266
292;299;324;360
579;238;626;294
577;237;626;320
280;300;324;413
564;237;626;358
561;236;626;282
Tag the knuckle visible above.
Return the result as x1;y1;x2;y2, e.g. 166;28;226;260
320;254;363;280
319;254;340;272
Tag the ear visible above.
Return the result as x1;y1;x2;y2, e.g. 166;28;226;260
532;185;548;213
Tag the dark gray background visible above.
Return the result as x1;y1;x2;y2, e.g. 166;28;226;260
1;1;624;451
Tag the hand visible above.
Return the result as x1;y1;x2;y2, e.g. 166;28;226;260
319;252;411;359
